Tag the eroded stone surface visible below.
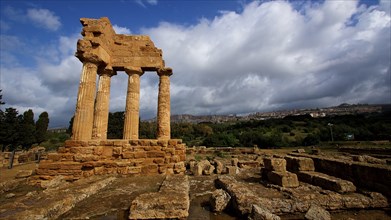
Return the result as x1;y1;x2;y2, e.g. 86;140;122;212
216;175;388;216
305;205;331;220
129;175;190;219
0;176;115;220
249;204;281;220
298;171;356;193
210;189;231;212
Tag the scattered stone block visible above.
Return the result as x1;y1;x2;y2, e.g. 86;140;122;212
226;165;239;175
209;189;231;212
352;155;386;164
250;205;281;220
203;164;215;175
267;171;299;188
255;156;264;166
264;158;287;172
298;171;356;193
16;170;34;178
231;158;239;166
192;163;203;176
285;156;315;172
305;205;331;220
311;148;320;155
214;159;224;174
238;160;260;168
5;193;16;199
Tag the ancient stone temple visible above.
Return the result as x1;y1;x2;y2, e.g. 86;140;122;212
32;17;186;183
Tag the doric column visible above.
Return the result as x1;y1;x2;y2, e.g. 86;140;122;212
123;67;143;140
157;68;172;140
72;62;98;140
92;68;115;140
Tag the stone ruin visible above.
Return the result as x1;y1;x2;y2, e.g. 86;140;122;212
9;17;387;220
31;17;186;184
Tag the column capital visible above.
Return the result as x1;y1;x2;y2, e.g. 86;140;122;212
98;66;117;77
157;67;173;77
125;66;144;76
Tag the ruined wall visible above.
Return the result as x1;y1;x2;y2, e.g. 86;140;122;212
32;139;186;183
291;153;391;198
0;147;45;168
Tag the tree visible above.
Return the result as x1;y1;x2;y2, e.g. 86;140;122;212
19;109;36;150
67;115;74;135
302;133;320;146
1;108;20;152
0;89;5;105
107;111;125;139
202;132;239;147
35;112;49;144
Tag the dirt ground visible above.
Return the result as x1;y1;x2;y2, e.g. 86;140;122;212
0;163;38;183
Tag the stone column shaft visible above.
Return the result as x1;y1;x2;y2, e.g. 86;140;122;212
157;68;172;140
72;62;98;140
92;70;114;140
123;68;143;140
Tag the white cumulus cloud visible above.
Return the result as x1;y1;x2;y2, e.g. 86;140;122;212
113;25;132;34
26;8;61;31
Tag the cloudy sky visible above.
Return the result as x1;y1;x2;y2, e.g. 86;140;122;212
0;0;390;128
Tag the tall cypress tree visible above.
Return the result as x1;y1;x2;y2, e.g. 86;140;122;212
35;112;49;145
20;109;36;150
1;108;19;151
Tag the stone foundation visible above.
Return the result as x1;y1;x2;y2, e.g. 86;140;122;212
290;153;391;198
31;139;186;184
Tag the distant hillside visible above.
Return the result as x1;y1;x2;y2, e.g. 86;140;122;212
144;103;390;124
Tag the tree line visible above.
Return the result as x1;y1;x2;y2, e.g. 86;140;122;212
0;90;49;152
68;110;391;148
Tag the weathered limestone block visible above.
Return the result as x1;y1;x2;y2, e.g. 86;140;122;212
174;162;186;174
129;175;189;219
231;158;239;166
70;147;94;154
255;156;264;166
16;170;34;179
352;155;386;164
294;149;306;153
214;159;224;174
203;164;215;175
298;171;356;193
64;140;89;148
304;205;331;220
285;156;315;172
73;154;99;162
210;189;231;212
127;166;142;174
264;158;287;172
249;205;281;220
192;163;203;176
238;160;260;168
191;160;214;176
38;161;82;170
226;165;239;175
267;171;299;188
146;151;165;158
